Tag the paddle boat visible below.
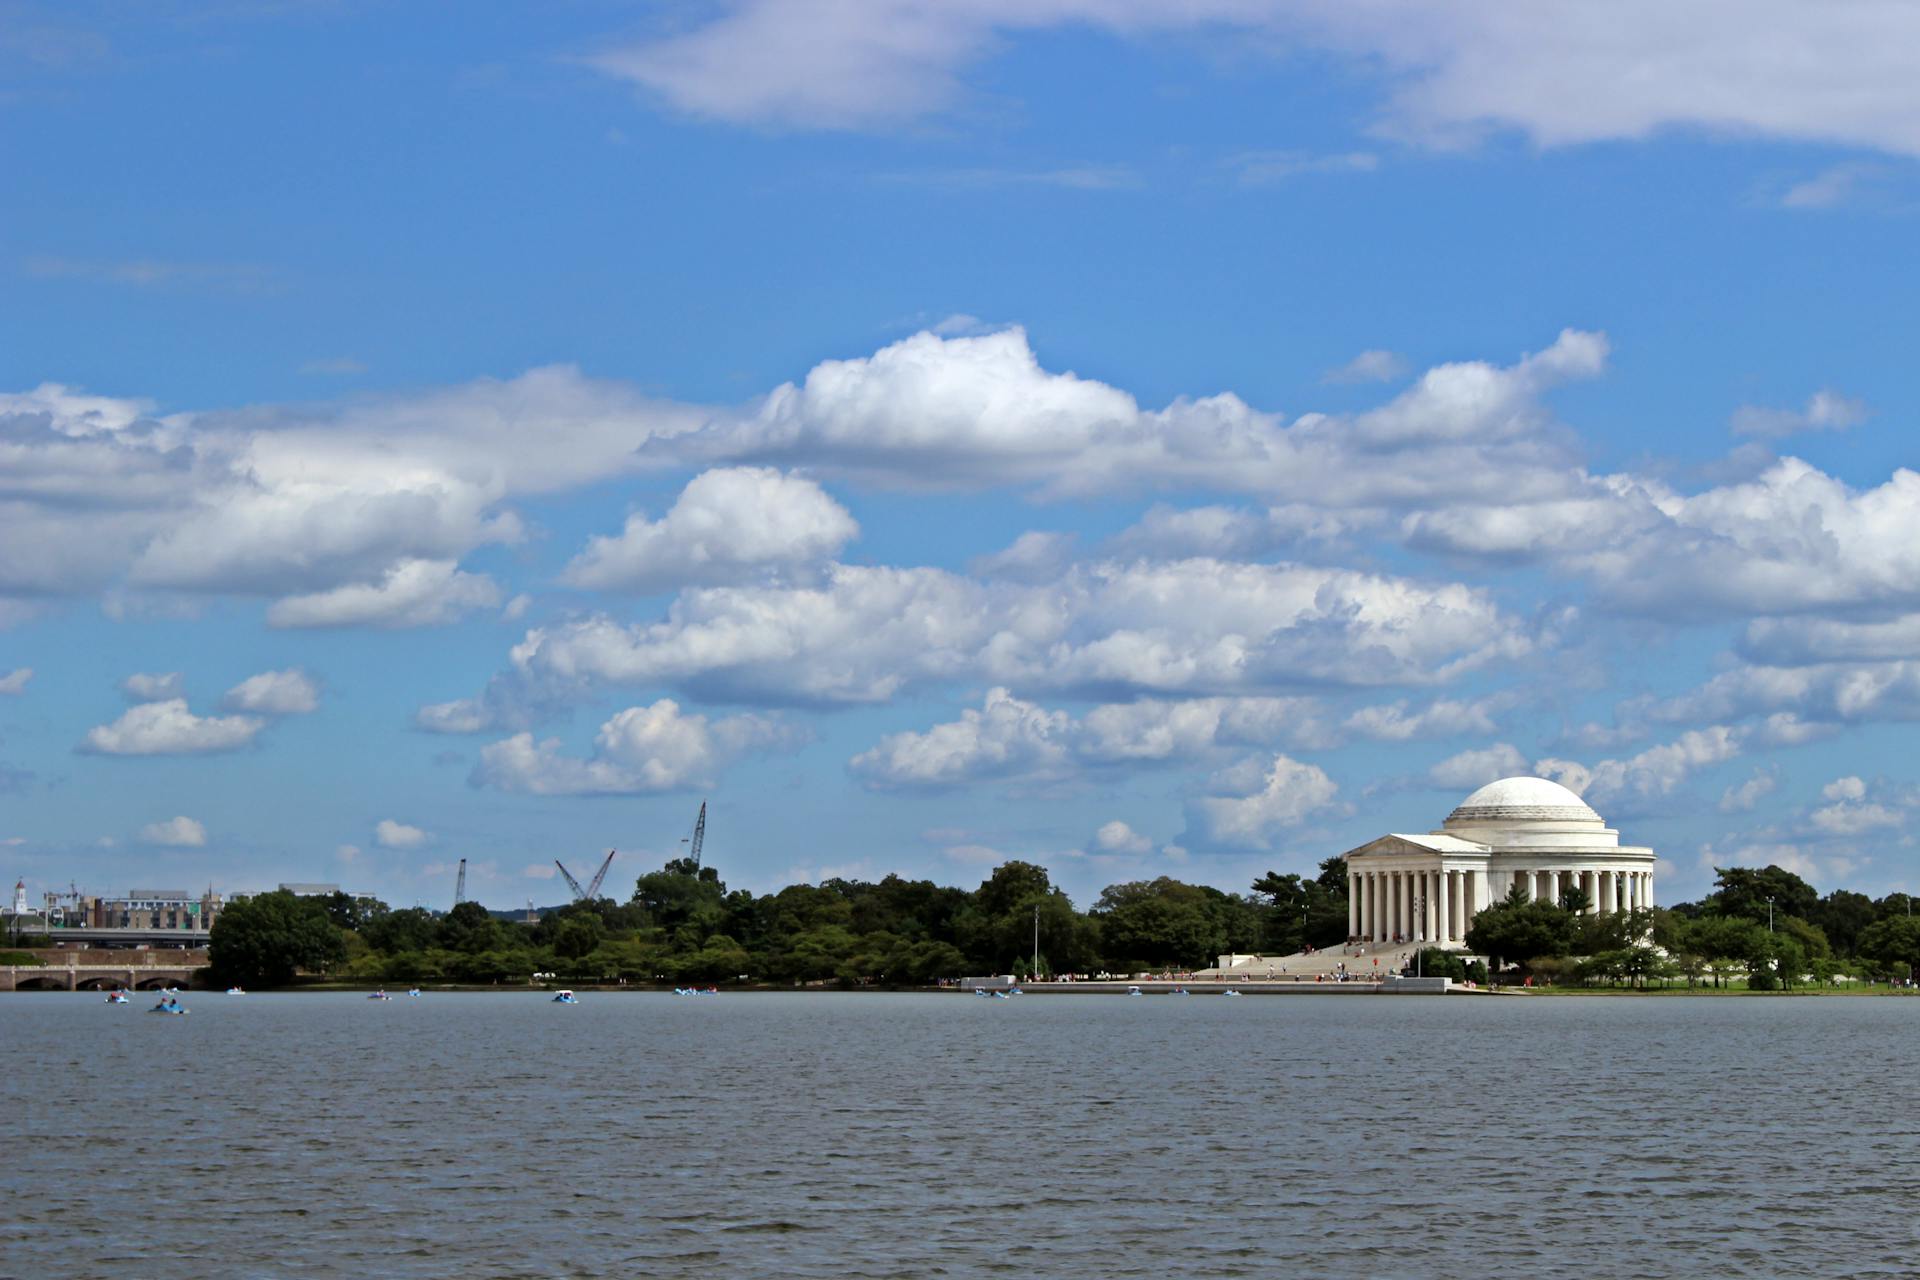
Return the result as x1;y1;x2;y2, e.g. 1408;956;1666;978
552;989;579;1004
672;986;719;996
1221;988;1243;997
225;986;246;996
104;990;130;1004
406;988;422;998
1170;986;1190;996
1126;985;1142;996
148;996;188;1015
368;989;393;1001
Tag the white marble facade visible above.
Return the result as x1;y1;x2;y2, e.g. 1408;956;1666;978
1342;776;1655;949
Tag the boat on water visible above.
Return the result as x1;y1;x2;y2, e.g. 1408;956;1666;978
149;998;188;1015
672;986;718;996
1170;986;1190;996
1221;988;1243;997
368;989;394;1001
225;986;246;996
105;990;130;1004
406;988;422;997
552;990;579;1004
1126;985;1142;996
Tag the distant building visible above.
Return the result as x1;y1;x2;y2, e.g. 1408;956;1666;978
278;883;342;897
90;888;225;932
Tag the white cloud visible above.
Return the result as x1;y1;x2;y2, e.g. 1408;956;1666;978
660;325;1606;504
140;815;206;846
0;667;30;695
1428;743;1530;790
1779;162;1889;210
587;2;1920;159
505;557;1527;709
82;699;265;756
121;672;184;702
222;668;320;715
1535;726;1742;807
375;819;429;849
1346;697;1502;743
522;863;557;879
850;688;1072;789
1730;389;1869;438
267;559;502;628
1092;820;1153;855
1323;349;1408;384
1822;776;1867;803
1719;768;1779;813
473;699;791;796
336;844;361;862
1192;753;1341;849
563;467;858;593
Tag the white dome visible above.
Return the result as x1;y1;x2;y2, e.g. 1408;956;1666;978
1444;776;1601;827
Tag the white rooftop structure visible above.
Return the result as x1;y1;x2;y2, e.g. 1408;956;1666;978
1340;776;1656;950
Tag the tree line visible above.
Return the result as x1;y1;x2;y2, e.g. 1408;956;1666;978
206;852;1920;990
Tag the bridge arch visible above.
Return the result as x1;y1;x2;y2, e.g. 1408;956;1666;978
134;974;185;991
13;974;70;991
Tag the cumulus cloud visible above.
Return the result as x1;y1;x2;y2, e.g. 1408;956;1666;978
1428;743;1530;790
1092;820;1153;855
0;667;31;695
222;668;320;715
140;815;206;846
851;688;1072;789
473;699;793;795
121;672;184;702
656;325;1605;504
1535;726;1742;808
1730;389;1869;438
1191;753;1341;848
82;700;265;756
563;467;857;593
375;819;429;848
504;557;1527;710
267;559;502;628
1346;697;1503;743
0;367;702;615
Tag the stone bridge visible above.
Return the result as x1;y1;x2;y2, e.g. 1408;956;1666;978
2;948;207;992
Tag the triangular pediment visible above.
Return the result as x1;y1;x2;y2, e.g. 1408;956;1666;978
1344;832;1491;860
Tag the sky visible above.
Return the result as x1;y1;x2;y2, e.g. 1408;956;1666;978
4;0;1920;913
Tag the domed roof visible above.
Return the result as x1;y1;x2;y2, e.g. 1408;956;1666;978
1444;776;1601;827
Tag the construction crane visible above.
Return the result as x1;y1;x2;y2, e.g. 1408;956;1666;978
682;801;707;869
555;850;617;903
453;858;467;907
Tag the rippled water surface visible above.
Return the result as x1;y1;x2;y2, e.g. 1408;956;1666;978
5;991;1918;1278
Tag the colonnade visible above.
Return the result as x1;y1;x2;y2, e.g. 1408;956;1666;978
1346;866;1655;945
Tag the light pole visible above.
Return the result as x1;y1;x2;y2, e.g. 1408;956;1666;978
1766;896;1775;934
1411;894;1425;977
1031;902;1040;980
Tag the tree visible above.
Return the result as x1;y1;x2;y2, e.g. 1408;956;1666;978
1463;899;1573;977
1709;865;1818;925
437;900;503;953
1858;916;1920;981
209;891;348;987
363;906;437;954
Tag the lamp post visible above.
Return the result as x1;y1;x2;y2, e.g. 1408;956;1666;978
1411;894;1425;977
1766;896;1775;934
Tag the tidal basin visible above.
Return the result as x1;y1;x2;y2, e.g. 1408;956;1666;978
6;991;1916;1279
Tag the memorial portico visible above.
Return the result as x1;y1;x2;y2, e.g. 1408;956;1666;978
1342;776;1656;948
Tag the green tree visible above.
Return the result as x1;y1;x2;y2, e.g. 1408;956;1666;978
1709;865;1818;925
363;906;437;954
437;900;503;953
1857;916;1920;981
1464;899;1573;977
209;891;348;987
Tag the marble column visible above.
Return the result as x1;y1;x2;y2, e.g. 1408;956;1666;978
1598;869;1613;914
1436;868;1451;945
1584;870;1599;914
1349;872;1359;938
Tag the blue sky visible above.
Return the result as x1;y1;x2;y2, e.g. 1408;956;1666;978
4;1;1919;911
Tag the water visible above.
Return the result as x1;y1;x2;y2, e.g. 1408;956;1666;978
5;991;1917;1278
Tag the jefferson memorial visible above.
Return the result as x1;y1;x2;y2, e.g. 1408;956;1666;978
1343;776;1655;950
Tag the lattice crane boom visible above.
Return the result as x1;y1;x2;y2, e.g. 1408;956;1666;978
687;801;706;869
584;850;616;900
555;859;587;901
454;858;467;906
